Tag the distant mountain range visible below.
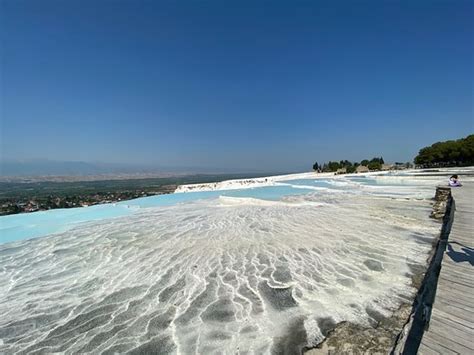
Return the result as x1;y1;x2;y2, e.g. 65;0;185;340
1;160;111;176
0;160;268;177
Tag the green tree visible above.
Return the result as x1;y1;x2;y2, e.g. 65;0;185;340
414;134;474;167
368;161;382;171
327;161;341;172
346;165;356;173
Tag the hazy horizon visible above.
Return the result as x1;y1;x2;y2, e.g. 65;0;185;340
0;158;297;176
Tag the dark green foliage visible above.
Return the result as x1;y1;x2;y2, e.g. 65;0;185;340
316;157;385;173
327;161;341;172
367;157;384;171
312;162;319;171
367;161;381;171
370;157;384;165
346;165;356;174
414;134;474;167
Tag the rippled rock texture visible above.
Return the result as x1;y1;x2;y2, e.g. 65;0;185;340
0;192;438;354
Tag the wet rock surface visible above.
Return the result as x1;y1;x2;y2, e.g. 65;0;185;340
430;187;451;219
306;187;452;355
307;303;413;354
0;183;440;354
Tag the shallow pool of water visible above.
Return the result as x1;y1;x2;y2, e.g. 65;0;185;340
0;185;315;244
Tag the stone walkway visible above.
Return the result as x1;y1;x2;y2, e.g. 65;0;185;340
418;182;474;354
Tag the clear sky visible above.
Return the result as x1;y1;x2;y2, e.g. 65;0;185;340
2;0;473;172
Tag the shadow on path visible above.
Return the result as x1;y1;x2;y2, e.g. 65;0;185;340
446;241;474;266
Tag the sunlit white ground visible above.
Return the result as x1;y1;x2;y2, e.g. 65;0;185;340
1;169;472;354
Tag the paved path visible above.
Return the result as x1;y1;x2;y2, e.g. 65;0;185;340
418;182;474;354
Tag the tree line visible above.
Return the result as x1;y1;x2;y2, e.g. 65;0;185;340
414;134;474;167
312;157;389;173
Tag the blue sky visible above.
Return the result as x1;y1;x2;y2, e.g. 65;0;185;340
2;0;473;172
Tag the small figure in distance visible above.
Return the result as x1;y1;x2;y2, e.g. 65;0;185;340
449;174;462;187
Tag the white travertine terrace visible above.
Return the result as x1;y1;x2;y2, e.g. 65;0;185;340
1;170;468;354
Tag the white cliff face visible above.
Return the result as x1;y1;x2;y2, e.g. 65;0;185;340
174;172;334;193
0;173;444;354
173;169;432;193
174;177;274;192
